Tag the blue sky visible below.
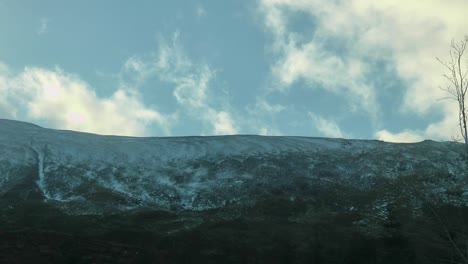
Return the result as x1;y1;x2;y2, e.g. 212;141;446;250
0;0;467;142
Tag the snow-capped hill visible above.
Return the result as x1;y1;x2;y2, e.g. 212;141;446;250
0;119;370;161
0;119;467;215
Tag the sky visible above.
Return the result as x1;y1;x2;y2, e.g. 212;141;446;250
0;0;467;142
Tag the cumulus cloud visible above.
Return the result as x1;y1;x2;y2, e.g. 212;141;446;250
122;33;239;135
258;0;468;141
308;112;344;138
0;65;170;136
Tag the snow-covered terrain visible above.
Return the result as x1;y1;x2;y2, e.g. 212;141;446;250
1;119;467;216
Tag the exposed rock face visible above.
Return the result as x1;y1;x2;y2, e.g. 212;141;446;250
1;119;468;263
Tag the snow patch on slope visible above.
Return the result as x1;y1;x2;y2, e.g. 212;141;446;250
34;146;50;200
1;119;467;214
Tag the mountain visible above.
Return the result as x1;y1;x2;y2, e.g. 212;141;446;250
1;119;468;263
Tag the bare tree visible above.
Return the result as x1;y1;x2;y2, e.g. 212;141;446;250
437;36;468;144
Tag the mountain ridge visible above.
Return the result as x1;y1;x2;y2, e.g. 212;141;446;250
0;119;466;215
2;119;468;263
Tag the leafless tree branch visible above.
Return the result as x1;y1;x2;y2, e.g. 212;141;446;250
438;36;468;145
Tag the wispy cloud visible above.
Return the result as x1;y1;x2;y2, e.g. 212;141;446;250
122;32;238;135
259;0;380;120
195;5;206;18
308;112;344;138
243;97;286;136
37;18;48;35
253;98;286;114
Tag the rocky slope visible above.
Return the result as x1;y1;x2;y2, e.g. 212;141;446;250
1;119;468;263
1;119;467;214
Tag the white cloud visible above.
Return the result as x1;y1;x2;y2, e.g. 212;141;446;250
172;65;212;108
122;33;239;135
259;0;380;123
355;1;468;141
308;112;344;138
258;0;468;141
242;97;286;135
254;98;286;114
37;18;48;35
0;65;170;136
376;101;461;143
375;130;424;143
213;111;237;134
258;127;282;136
